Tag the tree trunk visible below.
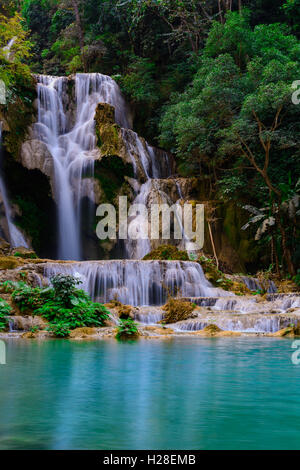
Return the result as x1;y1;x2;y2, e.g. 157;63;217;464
71;0;86;72
276;214;295;276
208;221;219;270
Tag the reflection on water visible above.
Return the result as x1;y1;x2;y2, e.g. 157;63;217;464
0;337;299;450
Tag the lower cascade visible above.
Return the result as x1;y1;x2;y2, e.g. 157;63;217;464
42;260;230;306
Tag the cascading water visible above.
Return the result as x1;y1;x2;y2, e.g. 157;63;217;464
120;128;189;259
35;73;131;260
0;123;28;248
42;260;227;306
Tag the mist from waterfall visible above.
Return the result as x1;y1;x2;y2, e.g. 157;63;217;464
0;123;28;248
35;73;131;260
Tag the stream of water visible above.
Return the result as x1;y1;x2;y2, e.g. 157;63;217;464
0;337;299;450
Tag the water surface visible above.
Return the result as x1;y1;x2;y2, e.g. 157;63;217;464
0;337;299;450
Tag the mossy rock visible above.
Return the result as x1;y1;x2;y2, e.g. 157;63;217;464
143;245;189;261
194;324;241;337
0;256;24;270
271;327;300;337
162;298;195;323
12;247;37;259
95;103;123;157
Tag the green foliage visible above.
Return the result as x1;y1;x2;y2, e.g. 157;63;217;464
50;274;81;307
47;321;70;338
2;275;109;337
293;269;300;287
37;295;108;330
0;298;11;331
118;56;158;105
13;251;37;259
36;275;109;334
116;318;139;340
11;283;53;313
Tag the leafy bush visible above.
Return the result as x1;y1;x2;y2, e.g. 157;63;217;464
47;322;70;338
37;297;108;330
0;299;12;331
11;284;53;313
115;318;139;340
50;274;82;307
37;275;109;336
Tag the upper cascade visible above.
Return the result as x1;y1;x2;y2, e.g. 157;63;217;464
34;73;131;260
30;72;180;261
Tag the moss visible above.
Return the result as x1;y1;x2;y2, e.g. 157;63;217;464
13;251;38;259
143;245;189;261
0;256;24;270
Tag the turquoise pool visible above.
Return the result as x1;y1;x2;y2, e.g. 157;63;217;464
0;337;299;449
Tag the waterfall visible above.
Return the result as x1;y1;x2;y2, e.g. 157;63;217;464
3;37;16;61
120;129;181;259
34;73;131;260
42;260;226;306
240;276;277;293
0;123;28;248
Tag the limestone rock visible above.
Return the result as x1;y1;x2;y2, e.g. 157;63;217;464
0;237;11;255
142;325;174;336
11;316;47;331
192;324;241;337
69;327;99;338
20;139;53;179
